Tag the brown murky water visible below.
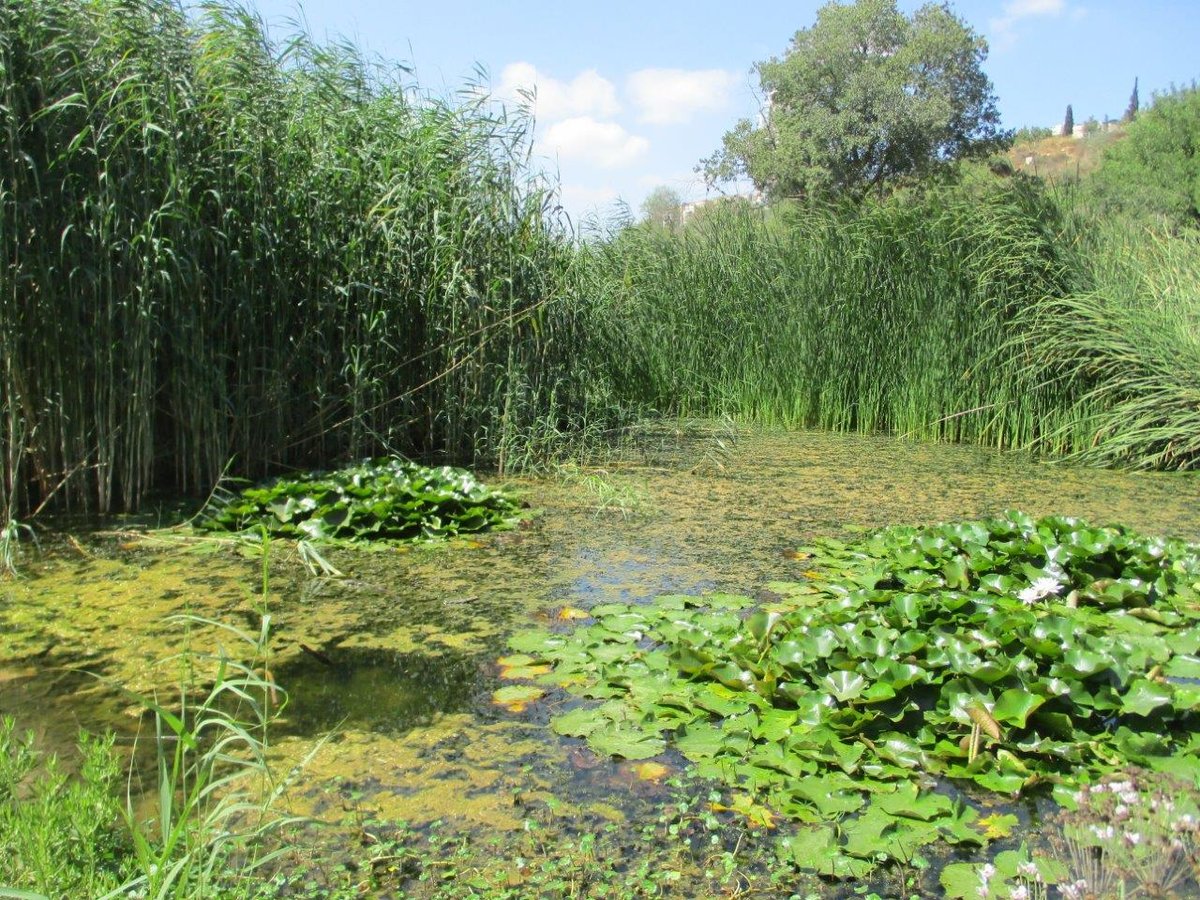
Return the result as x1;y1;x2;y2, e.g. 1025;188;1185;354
2;427;1198;878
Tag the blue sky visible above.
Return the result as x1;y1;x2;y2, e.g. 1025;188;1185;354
243;0;1199;223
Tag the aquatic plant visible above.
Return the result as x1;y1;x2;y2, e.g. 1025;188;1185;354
505;512;1200;879
198;458;518;541
573;182;1076;451
115;614;301;899
0;516;36;578
1015;223;1200;470
941;769;1200;898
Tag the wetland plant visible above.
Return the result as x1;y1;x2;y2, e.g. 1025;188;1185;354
0;0;580;516
0;595;301;897
504;512;1200;885
117;614;297;899
0;720;133;897
197;457;519;542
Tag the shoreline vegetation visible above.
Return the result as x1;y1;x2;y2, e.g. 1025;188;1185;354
2;0;1198;523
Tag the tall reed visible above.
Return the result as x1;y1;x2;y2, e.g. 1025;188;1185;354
1014;223;1200;469
0;0;584;515
573;178;1081;451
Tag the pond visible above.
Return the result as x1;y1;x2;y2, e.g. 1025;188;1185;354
2;426;1198;895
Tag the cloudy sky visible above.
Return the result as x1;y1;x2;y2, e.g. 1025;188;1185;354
243;0;1198;224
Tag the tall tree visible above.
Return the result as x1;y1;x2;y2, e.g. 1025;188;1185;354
700;0;1007;202
640;186;684;229
1064;104;1074;136
1123;78;1140;123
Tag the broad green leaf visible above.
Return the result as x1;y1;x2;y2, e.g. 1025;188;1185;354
1121;679;1174;717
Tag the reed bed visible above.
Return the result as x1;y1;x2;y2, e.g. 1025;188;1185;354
1015;224;1200;469
1;0;584;515
573;180;1086;450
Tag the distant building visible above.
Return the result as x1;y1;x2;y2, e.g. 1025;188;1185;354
1055;121;1119;139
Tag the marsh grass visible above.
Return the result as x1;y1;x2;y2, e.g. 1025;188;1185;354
574;180;1079;450
1;531;306;900
3;0;1197;529
112;614;294;899
1015;224;1200;469
0;614;295;900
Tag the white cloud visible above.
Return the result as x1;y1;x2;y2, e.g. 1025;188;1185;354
539;117;649;168
626;68;741;125
636;170;708;201
989;0;1081;49
558;183;623;214
496;62;620;123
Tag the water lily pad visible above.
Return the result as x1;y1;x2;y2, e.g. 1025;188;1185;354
492;684;544;713
632;761;670;781
587;723;665;760
1121;678;1174;716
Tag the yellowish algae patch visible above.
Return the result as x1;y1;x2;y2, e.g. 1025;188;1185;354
271;717;567;832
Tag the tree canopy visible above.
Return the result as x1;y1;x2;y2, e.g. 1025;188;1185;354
701;0;1008;202
1093;85;1200;227
640;186;684;229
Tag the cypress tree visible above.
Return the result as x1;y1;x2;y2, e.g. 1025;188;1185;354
1064;104;1074;136
1123;78;1139;123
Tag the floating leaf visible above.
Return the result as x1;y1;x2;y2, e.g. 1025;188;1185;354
820;671;867;703
992;689;1045;729
513;512;1200;871
492;684;544;713
976;812;1019;840
587;724;665;760
557;606;592;621
710;792;778;829
632;761;670;781
1121;679;1174;717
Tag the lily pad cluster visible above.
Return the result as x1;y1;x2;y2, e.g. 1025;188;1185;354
199;458;518;541
505;512;1200;878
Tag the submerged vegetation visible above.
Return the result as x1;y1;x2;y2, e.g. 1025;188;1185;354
505;513;1200;883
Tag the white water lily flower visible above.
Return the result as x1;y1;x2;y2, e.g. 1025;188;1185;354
1017;576;1063;605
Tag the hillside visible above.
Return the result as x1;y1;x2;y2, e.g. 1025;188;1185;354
1008;128;1126;182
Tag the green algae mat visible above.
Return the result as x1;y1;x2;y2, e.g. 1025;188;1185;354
503;512;1200;885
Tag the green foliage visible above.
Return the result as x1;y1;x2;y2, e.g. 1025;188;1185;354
119;614;299;899
1091;85;1200;226
640;186;683;230
1014;220;1200;469
1064;104;1075;136
1014;126;1054;144
508;512;1200;879
0;0;584;516
702;0;1007;200
576;178;1075;449
0;720;133;897
198;458;517;541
